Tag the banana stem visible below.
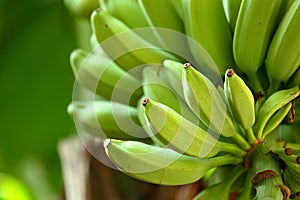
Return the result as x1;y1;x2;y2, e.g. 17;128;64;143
245;128;257;144
232;132;251;150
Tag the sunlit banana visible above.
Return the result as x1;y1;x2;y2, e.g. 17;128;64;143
104;139;243;186
141;98;247;158
182;0;235;76
91;9;179;77
233;0;282;76
224;69;255;131
162;59;186;100
222;0;242;32
182;63;250;149
142;65;202;126
70;48;143;105
265;0;300;82
256;85;300;139
68;101;148;140
193;165;245;200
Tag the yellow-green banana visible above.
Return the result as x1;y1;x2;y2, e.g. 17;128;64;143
233;0;282;75
104;139;243;186
182;0;235;76
68;101;148;140
142;65;201;126
70;48;143;106
182;64;251;150
265;0;300;82
91;9;179;77
224;69;255;130
256;85;300;139
222;0;242;32
141;99;246;158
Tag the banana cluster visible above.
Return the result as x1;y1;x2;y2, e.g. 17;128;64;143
66;0;300;199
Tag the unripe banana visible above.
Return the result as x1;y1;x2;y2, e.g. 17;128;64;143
263;102;292;137
91;9;179;77
293;67;300;86
265;0;300;82
162;59;185;100
282;167;300;195
64;0;99;18
233;0;282;74
183;64;236;137
99;0;148;28
104;139;243;186
68;101;148;140
193;165;245;200
256;85;300;139
138;0;189;54
141;99;246;158
142;65;202;127
222;0;242;32
183;64;251;149
70;48;143;106
224;69;255;130
236;170;256;200
182;0;235;75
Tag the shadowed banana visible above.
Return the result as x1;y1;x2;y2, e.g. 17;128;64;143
233;0;282;75
222;0;242;32
64;0;99;18
182;0;235;76
141;98;246;158
104;139;243;186
265;0;300;82
70;48;143;106
68;101;148;140
91;9;179;78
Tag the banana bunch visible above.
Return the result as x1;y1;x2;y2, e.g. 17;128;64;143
65;0;300;199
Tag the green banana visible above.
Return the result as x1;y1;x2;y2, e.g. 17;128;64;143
282;167;300;195
104;139;243;186
182;64;250;150
162;59;185;100
141;98;247;158
193;165;245;200
236;170;256;200
293;67;300;86
222;0;242;32
91;9;179;77
68;101;148;140
256;85;300;139
233;0;282;75
262;102;292;137
224;69;255;130
70;48;143;106
265;0;300;82
182;0;235;76
64;0;99;18
99;0;148;28
138;0;189;55
142;65;202;126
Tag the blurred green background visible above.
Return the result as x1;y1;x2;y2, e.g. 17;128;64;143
0;0;78;198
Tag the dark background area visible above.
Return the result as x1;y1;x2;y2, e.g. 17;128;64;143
0;0;78;198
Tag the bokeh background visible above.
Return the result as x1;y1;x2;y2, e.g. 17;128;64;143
0;0;78;198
